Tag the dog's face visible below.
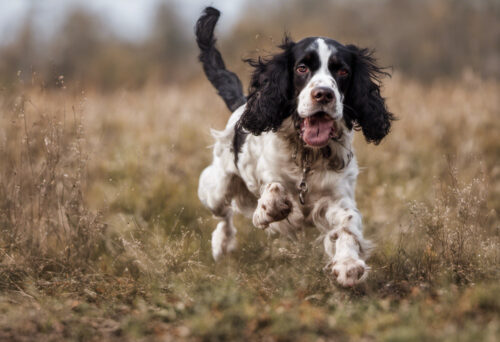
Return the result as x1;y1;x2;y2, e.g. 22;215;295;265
238;36;394;147
293;38;353;147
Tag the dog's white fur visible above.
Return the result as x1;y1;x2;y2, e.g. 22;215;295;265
199;38;373;287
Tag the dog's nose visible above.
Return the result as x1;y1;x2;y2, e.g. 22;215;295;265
311;87;335;104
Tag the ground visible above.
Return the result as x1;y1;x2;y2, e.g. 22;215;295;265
0;74;499;341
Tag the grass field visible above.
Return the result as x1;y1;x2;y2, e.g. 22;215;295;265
0;73;499;341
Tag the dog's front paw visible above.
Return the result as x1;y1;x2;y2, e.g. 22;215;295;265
252;183;292;229
330;257;368;287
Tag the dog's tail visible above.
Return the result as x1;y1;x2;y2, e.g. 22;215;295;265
195;7;246;112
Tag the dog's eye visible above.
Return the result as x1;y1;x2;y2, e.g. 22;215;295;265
296;64;309;74
337;69;348;76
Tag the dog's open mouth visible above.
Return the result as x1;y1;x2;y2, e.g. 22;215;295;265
299;112;336;147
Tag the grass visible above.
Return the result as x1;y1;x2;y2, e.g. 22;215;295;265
0;74;499;341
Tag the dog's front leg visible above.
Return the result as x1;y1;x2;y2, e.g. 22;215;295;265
313;198;373;287
252;182;293;229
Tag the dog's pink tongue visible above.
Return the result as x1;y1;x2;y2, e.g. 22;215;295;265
302;115;334;147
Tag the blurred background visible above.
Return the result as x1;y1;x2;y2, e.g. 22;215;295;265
1;0;499;91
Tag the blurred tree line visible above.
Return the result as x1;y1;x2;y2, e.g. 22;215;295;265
1;0;498;91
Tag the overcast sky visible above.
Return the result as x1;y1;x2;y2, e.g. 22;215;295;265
0;0;247;44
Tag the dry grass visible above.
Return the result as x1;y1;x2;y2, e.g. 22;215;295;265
0;74;499;341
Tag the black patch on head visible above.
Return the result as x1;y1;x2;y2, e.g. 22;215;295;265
343;45;395;144
236;36;296;135
292;48;320;95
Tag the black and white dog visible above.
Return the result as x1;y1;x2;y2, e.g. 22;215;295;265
196;7;394;286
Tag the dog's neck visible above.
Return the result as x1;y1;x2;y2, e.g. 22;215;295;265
278;116;353;172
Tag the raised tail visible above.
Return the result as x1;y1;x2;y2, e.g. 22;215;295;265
195;7;246;112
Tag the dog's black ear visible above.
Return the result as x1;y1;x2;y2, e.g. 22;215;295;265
237;37;295;135
344;45;394;144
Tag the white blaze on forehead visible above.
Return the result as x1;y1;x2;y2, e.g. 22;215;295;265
316;38;336;72
297;38;343;119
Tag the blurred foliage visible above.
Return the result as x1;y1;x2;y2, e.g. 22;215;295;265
0;2;193;91
0;0;499;91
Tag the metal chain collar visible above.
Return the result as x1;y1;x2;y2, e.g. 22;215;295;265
298;164;310;205
292;145;313;205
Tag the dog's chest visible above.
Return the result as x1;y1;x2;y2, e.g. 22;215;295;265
237;133;352;204
237;134;303;195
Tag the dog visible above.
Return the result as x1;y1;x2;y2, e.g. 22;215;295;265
195;7;394;286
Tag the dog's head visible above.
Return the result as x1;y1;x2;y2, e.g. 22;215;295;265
238;37;394;147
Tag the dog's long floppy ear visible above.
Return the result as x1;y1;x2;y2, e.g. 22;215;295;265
344;45;395;144
237;37;295;135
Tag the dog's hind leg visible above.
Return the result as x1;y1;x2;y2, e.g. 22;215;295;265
211;215;237;261
198;164;239;260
